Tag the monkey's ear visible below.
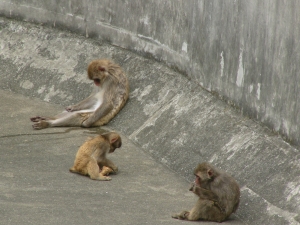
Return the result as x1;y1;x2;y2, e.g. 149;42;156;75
207;169;214;178
98;66;106;71
110;134;119;143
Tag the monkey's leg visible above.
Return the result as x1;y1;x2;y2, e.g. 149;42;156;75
69;167;88;176
69;158;89;175
185;199;206;221
32;111;87;129
81;101;113;127
87;160;111;181
188;199;226;222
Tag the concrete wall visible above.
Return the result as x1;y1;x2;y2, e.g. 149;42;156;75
0;0;299;145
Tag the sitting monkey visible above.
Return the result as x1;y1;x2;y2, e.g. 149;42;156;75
172;162;240;222
69;132;121;181
31;59;129;129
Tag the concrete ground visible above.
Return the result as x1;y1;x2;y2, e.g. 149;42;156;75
0;17;300;225
0;90;243;225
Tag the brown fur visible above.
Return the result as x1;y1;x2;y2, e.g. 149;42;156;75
172;162;240;222
69;132;121;181
30;59;129;129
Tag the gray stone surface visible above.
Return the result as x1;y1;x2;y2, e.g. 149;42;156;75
2;89;245;225
0;0;299;145
0;17;300;225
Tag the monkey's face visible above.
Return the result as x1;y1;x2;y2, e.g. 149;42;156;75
194;173;202;186
194;163;214;184
87;60;109;86
109;138;122;153
89;71;107;87
194;168;214;188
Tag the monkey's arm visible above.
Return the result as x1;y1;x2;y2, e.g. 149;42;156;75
189;184;219;202
81;98;113;127
66;95;97;112
190;184;225;214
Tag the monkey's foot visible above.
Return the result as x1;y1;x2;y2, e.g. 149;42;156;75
111;166;118;173
172;211;189;220
97;175;112;181
32;121;49;130
100;166;114;176
171;214;180;219
30;116;46;122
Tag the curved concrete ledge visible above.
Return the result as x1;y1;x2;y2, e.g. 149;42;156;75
0;17;300;225
1;0;300;145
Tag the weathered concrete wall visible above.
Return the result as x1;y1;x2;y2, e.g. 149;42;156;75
0;0;299;145
1;17;300;225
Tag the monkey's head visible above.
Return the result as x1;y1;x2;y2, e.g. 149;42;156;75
194;162;216;186
102;132;122;153
87;59;112;86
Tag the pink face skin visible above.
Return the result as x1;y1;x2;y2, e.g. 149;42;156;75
195;175;201;186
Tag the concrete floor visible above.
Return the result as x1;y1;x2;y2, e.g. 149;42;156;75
0;90;244;224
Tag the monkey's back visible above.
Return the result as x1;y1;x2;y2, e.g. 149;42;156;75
93;66;129;126
213;173;240;217
70;136;106;174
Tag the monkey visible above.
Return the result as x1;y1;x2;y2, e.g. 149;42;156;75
172;162;240;222
30;59;129;129
69;132;122;181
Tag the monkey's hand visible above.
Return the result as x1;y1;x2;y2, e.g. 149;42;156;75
100;166;114;176
81;118;93;127
66;105;79;112
191;184;220;203
172;211;189;220
110;166;118;174
189;183;194;191
189;182;199;192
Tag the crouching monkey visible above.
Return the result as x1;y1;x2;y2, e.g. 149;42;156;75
69;132;121;181
172;162;240;222
30;59;129;129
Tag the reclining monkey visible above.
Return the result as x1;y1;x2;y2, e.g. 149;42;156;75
30;59;129;129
